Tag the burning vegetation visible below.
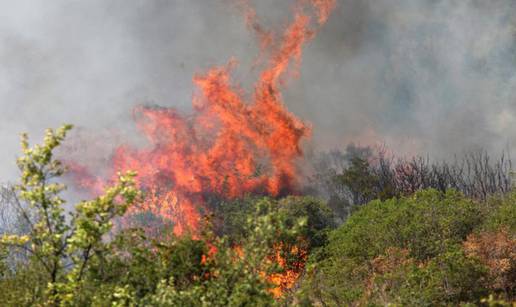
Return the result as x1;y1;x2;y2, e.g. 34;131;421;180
0;1;515;306
66;0;336;297
70;0;335;237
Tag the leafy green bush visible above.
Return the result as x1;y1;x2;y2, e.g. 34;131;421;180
215;195;335;250
299;189;495;305
326;189;483;261
482;192;516;233
0;125;140;305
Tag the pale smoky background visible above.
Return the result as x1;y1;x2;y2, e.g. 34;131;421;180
0;0;515;181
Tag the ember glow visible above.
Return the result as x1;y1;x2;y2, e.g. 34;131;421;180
229;243;308;298
71;0;335;237
267;244;308;298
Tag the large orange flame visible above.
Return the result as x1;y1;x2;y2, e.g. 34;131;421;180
70;0;335;237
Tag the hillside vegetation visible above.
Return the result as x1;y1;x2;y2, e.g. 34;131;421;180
0;126;514;306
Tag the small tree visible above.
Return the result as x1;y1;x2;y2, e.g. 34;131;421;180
337;156;379;209
0;125;140;305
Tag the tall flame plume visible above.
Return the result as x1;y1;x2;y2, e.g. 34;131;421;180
71;0;335;237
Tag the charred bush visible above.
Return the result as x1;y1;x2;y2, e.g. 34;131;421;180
309;145;512;219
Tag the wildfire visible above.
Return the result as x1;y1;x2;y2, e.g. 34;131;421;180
67;0;334;300
70;0;335;237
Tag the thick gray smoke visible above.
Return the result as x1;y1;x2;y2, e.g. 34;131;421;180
294;0;516;158
0;0;515;181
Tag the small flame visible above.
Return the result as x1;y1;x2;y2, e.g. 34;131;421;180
267;244;308;298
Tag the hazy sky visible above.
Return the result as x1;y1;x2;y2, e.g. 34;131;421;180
1;0;515;181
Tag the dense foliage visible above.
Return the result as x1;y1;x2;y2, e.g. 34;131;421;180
298;189;515;306
0;126;514;306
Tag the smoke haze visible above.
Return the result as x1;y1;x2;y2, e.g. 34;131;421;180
1;0;515;181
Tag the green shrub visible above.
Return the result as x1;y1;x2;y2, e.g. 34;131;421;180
483;192;516;233
300;189;490;305
326;189;483;262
